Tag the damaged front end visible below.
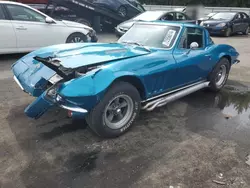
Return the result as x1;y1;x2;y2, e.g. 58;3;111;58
13;55;101;119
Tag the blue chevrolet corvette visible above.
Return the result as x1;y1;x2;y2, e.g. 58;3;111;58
12;21;239;138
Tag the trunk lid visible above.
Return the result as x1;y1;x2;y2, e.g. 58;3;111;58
12;43;150;97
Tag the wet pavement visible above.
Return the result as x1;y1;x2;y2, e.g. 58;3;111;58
1;34;250;188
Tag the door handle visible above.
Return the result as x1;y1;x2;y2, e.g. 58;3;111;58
16;26;27;30
205;54;212;60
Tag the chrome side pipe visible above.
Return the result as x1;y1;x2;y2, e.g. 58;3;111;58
142;82;210;111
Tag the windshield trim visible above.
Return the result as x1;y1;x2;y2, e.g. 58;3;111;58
118;23;182;50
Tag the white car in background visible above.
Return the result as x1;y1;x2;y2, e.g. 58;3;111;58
0;1;98;54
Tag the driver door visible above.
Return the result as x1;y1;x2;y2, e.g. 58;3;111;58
5;4;62;52
173;27;212;87
232;13;242;33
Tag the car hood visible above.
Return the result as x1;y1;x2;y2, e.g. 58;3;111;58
35;43;150;68
12;43;150;96
118;19;136;29
203;19;230;24
58;20;93;30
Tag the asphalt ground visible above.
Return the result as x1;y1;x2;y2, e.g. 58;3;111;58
1;33;250;188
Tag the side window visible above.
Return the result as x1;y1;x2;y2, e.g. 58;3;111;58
161;12;174;21
241;13;249;19
235;13;242;20
178;27;204;49
176;12;187;20
0;6;6;20
6;4;45;22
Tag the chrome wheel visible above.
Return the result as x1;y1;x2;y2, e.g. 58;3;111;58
215;65;227;87
118;6;127;17
104;94;134;129
71;36;84;43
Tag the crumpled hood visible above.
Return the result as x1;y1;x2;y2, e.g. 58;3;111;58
12;42;150;97
25;43;151;69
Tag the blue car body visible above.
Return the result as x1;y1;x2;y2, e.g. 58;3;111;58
12;21;239;121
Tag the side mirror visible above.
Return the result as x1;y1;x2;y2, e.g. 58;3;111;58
185;42;199;55
190;42;199;49
45;17;54;24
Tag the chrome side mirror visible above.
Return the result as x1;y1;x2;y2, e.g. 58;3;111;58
185;42;199;55
190;42;199;49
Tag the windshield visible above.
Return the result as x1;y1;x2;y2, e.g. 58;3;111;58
118;24;181;48
133;11;165;21
210;12;236;20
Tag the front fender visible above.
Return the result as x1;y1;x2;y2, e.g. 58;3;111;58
57;68;138;110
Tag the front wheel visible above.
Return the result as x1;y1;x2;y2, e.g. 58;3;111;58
66;33;87;43
224;28;232;37
86;81;141;138
208;58;230;92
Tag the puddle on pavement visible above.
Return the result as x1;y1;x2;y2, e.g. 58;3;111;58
215;88;250;121
185;85;250;144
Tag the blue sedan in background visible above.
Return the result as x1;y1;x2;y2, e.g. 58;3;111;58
92;0;145;18
12;21;239;138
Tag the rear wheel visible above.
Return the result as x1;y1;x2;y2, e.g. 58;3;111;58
243;26;249;35
66;33;87;43
208;58;230;92
86;81;141;138
118;6;127;17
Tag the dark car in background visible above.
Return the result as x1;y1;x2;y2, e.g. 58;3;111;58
115;10;196;37
92;0;145;18
200;12;250;37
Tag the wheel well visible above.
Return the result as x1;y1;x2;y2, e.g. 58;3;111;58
112;76;146;99
222;55;232;65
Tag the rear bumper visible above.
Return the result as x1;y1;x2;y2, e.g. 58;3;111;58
234;59;240;64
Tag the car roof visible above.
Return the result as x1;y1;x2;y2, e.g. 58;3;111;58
0;1;23;5
143;10;186;14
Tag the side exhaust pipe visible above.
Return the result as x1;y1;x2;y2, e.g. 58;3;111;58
142;82;210;111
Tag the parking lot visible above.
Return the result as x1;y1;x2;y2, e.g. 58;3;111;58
1;33;250;188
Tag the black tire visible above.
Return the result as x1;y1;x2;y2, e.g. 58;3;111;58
118;6;127;17
75;18;91;27
224;27;232;37
66;33;87;43
86;81;141;138
243;26;249;35
208;58;230;92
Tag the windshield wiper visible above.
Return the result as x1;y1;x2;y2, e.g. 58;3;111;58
122;41;151;52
